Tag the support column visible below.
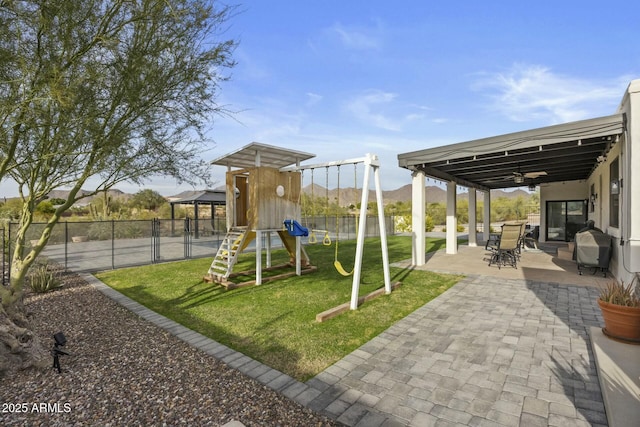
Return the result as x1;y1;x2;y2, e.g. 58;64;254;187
411;171;426;266
295;236;301;276
446;181;458;254
350;159;372;310
226;165;233;230
468;188;477;247
265;231;271;268
483;190;491;244
255;230;262;285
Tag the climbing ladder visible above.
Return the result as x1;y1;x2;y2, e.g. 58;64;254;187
207;227;255;282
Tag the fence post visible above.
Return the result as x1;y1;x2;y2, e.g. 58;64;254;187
151;218;160;263
184;217;192;259
156;219;159;263
64;221;68;270
1;227;5;286
7;223;11;285
156;218;161;261
150;218;156;264
112;219;115;269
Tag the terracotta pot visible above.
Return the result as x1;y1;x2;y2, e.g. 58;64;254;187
598;299;640;344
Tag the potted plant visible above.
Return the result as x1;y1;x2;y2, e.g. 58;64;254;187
597;277;640;343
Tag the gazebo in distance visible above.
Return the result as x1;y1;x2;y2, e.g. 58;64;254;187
168;188;226;238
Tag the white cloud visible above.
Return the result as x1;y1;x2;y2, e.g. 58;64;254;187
472;65;629;123
329;22;382;50
345;89;429;131
306;92;323;106
346;90;401;130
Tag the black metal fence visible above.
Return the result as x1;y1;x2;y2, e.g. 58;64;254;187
1;215;396;284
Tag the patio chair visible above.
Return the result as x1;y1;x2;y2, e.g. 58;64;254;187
515;221;528;256
488;223;521;269
485;232;501;251
523;226;539;249
503;221;527;256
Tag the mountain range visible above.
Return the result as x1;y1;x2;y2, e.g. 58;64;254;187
45;185;530;205
304;184;530;205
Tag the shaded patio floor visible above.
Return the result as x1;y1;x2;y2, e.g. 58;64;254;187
394;237;611;289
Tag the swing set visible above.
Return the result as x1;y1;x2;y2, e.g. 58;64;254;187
299;164;359;276
209;142;392;313
282;153;391;310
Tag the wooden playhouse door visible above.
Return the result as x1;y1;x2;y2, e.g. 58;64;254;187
235;175;249;227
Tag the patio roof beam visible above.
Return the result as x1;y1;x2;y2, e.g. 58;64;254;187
412;165;490;191
428;138;609;169
398;113;624;168
434;146;606;176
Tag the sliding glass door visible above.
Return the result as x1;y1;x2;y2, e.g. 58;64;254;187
546;200;587;242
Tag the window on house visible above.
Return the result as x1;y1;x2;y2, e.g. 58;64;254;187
610;157;619;228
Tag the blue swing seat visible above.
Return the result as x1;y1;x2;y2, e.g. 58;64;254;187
284;219;309;237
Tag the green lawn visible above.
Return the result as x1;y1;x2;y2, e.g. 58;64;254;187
96;235;462;381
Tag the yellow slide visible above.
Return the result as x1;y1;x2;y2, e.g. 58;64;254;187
277;231;310;264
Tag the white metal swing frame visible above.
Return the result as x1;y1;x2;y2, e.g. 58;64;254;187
282;153;392;310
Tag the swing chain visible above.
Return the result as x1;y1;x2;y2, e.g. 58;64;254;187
308;168;318;243
334;165;354;276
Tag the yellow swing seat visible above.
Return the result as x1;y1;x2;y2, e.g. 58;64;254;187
334;259;353;276
333;235;354;276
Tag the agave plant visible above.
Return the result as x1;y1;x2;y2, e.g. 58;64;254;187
599;277;640;307
28;262;63;294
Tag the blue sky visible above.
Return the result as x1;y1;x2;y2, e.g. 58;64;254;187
4;1;640;197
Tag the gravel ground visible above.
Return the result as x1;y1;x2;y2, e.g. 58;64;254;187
0;271;341;426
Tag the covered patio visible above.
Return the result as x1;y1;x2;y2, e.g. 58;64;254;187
395;79;640;426
397;113;625;265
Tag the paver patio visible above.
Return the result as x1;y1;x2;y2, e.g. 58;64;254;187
304;274;606;426
85;239;637;426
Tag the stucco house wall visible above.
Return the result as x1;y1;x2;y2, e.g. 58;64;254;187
538;80;639;283
613;80;640;282
576;80;640;283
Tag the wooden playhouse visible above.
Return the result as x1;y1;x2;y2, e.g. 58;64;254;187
205;142;317;288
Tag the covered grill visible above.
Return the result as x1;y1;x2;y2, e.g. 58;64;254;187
575;229;612;276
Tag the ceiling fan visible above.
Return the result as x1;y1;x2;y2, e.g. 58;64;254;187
512;169;547;184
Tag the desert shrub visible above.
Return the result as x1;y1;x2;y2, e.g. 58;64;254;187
425;215;435;232
394;214;411;233
87;222;112;240
442;224;465;233
28;262;62;293
394;214;435;233
115;222;146;239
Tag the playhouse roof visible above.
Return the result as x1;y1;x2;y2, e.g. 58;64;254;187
211;142;316;169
